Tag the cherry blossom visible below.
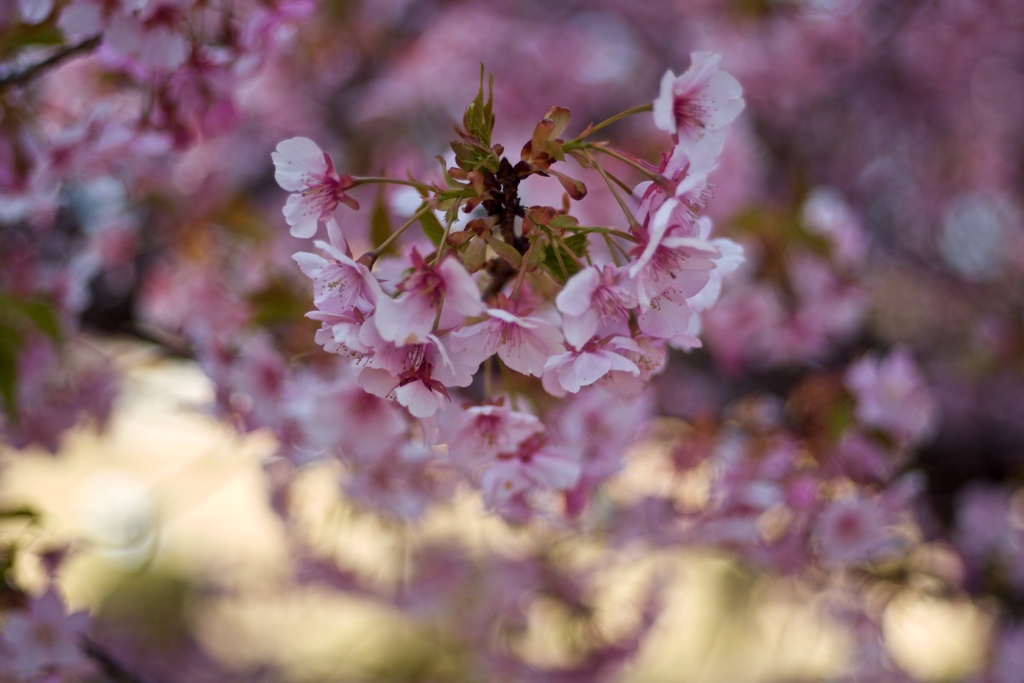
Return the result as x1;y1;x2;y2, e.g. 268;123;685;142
628;200;721;309
358;327;475;418
12;4;1020;679
447;306;564;377
542;336;642;396
272;136;359;238
812;497;894;568
18;0;53;24
555;265;635;349
845;347;938;447
293;219;382;317
373;252;483;346
442;402;545;474
481;435;582;512
0;590;96;681
653;52;745;159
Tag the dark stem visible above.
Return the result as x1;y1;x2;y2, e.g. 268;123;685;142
482;157;529;253
480;157;532;301
0;35;102;92
82;636;158;683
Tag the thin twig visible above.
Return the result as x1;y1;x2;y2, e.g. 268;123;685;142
0;36;102;92
81;636;158;683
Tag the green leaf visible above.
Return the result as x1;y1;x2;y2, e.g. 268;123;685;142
461;65;495;147
544;106;572;139
417;207;446;247
459;238;487;272
562;233;591;257
15;298;61;342
485;236;523;269
549;214;580;230
526;240;546;271
541;233;589;284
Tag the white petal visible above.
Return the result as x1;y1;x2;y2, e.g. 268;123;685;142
283;194;321;238
272;137;328;192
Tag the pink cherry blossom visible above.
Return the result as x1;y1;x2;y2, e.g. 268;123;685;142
308;310;374;358
630;143;714;228
636;286;696;342
373;252;483;346
272;136;359;238
447;307;564;377
542;336;641;396
812;497;893;568
18;0;53;24
628;200;721;309
0;589;95;681
845;347;938;446
801;186;867;266
481;435;582;512
343;443;444;519
555;265;635;349
283;366;406;462
57;0;107;39
358;327;475;418
293;219;382;317
687;233;745;312
653;52;745;160
105;5;191;70
442;402;545;473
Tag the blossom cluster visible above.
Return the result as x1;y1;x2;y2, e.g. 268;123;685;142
2;0;1024;680
0;0;310;452
273;55;745;518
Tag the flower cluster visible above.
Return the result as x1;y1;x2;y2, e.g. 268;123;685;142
275;56;744;517
5;0;1024;679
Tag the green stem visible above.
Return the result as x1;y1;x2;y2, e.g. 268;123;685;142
354;177;434;193
602;168;634;195
604;234;623;268
550;232;584;268
571;226;637;242
432;292;446;331
431;205;459;266
592;145;663;182
566;103;653;145
372;204;431;258
594;162;640;230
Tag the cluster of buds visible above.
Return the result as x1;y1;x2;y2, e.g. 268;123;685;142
273;55;745;518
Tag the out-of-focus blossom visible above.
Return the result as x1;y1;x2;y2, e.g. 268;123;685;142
845;347;938;447
812;497;893;568
0;590;96;682
481;436;581;513
18;0;53;24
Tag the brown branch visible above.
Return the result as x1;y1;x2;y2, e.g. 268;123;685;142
0;35;102;92
82;636;159;683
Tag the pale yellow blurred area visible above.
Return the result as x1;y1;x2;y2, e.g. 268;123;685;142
0;339;992;682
